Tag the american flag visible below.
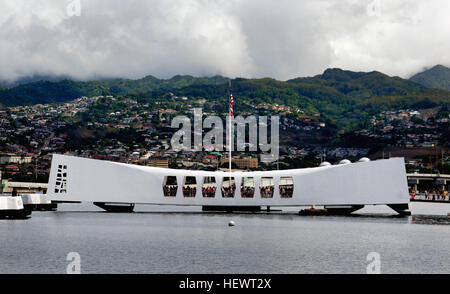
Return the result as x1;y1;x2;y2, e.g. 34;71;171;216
230;93;234;117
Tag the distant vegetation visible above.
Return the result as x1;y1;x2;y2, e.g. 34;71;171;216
1;68;449;131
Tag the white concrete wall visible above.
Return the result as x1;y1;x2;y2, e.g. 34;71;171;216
0;196;24;210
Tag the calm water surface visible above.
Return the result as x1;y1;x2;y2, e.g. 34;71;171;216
0;203;449;274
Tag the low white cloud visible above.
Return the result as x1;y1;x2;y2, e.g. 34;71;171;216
0;0;449;82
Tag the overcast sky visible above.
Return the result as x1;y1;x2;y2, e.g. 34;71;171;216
0;0;449;82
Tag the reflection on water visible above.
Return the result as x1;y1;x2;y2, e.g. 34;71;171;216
411;215;450;225
132;210;449;226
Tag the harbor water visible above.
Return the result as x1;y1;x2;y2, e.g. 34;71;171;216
0;202;449;274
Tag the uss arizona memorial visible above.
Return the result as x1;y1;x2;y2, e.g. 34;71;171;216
46;154;411;215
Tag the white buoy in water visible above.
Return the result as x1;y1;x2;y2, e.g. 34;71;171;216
358;157;371;163
228;220;235;227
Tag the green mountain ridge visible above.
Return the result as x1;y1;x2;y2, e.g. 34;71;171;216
1;68;449;131
410;64;450;90
0;75;230;106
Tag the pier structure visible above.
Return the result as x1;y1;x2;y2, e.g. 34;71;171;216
407;173;449;192
0;196;32;219
407;173;449;202
0;180;48;194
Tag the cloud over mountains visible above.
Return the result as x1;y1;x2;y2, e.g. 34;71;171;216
0;0;449;82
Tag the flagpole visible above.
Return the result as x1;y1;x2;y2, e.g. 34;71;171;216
228;80;232;173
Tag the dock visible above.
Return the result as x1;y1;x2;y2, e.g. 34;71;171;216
0;196;31;219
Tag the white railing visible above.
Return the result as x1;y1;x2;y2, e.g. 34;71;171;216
411;193;450;202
